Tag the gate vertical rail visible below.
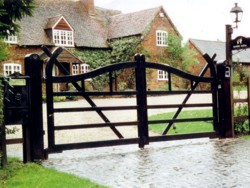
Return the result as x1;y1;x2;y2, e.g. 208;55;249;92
135;54;149;148
45;49;62;150
203;54;219;134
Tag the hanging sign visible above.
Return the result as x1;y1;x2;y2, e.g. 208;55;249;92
230;36;250;50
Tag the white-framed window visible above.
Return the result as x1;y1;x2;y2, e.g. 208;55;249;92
53;29;74;47
4;35;18;44
72;64;79;75
156;30;168;47
72;64;90;75
158;70;168;80
3;63;21;76
80;64;90;74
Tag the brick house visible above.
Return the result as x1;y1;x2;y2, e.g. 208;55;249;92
2;0;181;91
189;38;250;78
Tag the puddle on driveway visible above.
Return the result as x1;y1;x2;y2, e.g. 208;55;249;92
42;138;250;187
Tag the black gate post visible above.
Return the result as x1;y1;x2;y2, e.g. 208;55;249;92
223;24;234;137
24;54;45;161
135;54;148;148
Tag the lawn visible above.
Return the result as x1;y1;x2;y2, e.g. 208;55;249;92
0;158;106;188
149;108;250;138
149;109;214;134
240;135;250;140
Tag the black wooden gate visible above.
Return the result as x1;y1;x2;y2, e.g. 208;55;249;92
44;46;218;154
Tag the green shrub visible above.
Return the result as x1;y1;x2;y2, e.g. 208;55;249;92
234;103;249;134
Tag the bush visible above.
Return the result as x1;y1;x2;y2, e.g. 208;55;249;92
234;103;249;134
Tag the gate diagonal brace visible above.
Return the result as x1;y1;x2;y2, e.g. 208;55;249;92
162;53;217;135
42;46;124;139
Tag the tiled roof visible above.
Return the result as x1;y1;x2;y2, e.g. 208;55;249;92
108;6;180;39
190;38;250;63
19;0;111;47
18;0;179;48
108;7;161;39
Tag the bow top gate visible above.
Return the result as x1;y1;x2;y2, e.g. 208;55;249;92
43;46;218;155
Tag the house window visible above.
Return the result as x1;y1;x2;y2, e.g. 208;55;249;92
80;64;90;74
4;35;18;44
156;30;168;47
72;64;90;75
158;70;168;80
3;63;21;76
72;64;79;75
53;30;74;47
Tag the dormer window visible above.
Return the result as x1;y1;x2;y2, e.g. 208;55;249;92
53;30;73;46
4;35;18;44
46;15;74;47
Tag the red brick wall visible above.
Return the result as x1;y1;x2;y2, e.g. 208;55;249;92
1;45;43;75
188;41;211;77
136;10;179;90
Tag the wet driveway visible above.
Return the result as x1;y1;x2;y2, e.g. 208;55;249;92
42;138;250;188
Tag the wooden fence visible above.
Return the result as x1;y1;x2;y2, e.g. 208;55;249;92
233;77;250;133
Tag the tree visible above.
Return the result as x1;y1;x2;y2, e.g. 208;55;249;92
0;0;35;60
164;33;198;72
0;0;35;37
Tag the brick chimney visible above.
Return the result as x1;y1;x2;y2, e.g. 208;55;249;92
81;0;95;16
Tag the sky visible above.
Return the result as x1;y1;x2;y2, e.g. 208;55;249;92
95;0;250;42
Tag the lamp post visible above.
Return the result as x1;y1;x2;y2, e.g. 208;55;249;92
223;3;243;137
230;3;243;29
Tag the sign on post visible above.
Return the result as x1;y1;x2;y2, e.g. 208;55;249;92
230;36;250;50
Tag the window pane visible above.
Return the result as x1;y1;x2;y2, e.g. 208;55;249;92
156;30;168;47
53;29;74;47
3;63;21;76
4;35;18;44
158;70;168;80
80;64;90;74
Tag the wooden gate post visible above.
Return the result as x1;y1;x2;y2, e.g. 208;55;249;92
135;54;148;148
222;24;234;138
24;54;45;161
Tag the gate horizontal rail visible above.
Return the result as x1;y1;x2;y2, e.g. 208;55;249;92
147;103;213;109
53;103;212;113
54;121;138;130
47;138;140;153
149;117;213;124
53;90;212;97
149;132;217;143
54;106;138;112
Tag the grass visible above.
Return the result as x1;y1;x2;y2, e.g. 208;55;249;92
0;158;106;188
149;109;214;134
241;135;250;140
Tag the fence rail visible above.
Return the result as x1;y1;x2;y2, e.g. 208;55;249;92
233;77;250;133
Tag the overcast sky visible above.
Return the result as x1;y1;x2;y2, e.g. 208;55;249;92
95;0;250;42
